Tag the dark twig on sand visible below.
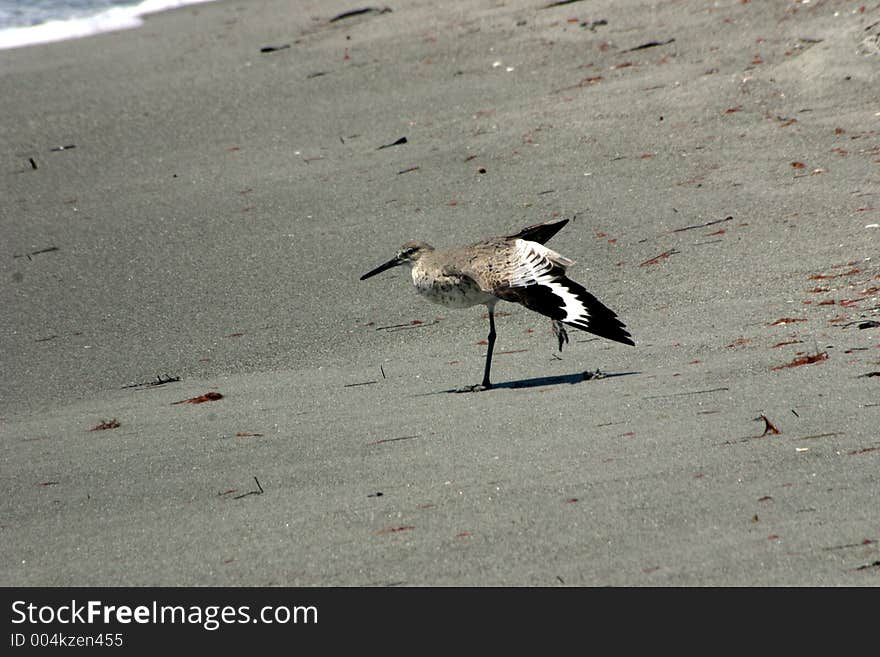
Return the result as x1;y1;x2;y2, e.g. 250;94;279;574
121;374;180;389
13;246;59;259
367;434;420;446
623;38;675;53
797;432;844;441
671;215;733;233
541;0;586;8
233;476;264;499
644;387;729;400
377;136;408;150
329;7;392;23
581;19;607;31
823;539;876;551
639;248;680;267
375;319;439;331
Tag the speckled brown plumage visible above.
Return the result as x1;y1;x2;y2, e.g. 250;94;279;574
360;218;633;390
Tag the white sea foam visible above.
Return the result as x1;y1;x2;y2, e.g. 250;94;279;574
0;0;216;51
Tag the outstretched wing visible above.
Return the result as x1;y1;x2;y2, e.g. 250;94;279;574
506;218;569;245
494;239;634;346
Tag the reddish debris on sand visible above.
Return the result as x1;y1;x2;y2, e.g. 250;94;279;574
772;340;802;348
770;317;807;326
771;352;828;371
758;414;781;436
810;269;861;280
90;419;120;431
173;392;224;405
580;75;603;85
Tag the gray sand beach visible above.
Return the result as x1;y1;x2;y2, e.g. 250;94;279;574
1;0;878;585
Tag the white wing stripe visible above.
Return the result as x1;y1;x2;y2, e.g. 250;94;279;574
535;276;592;324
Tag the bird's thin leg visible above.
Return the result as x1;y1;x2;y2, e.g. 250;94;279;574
552;320;569;352
481;307;497;388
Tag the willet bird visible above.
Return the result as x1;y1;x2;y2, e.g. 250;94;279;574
360;218;634;390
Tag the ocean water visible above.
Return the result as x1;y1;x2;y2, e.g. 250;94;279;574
0;0;217;50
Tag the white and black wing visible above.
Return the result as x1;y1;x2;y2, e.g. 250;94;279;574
497;240;634;346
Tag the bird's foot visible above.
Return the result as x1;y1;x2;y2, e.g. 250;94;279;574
454;383;493;393
552;320;569;352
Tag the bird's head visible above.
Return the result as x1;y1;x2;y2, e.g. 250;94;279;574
360;240;433;280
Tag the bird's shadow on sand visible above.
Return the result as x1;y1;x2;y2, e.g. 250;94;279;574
414;370;641;395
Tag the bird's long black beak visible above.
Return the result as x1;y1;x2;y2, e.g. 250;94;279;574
360;255;403;280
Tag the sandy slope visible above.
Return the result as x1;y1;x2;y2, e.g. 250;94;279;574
1;0;878;585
